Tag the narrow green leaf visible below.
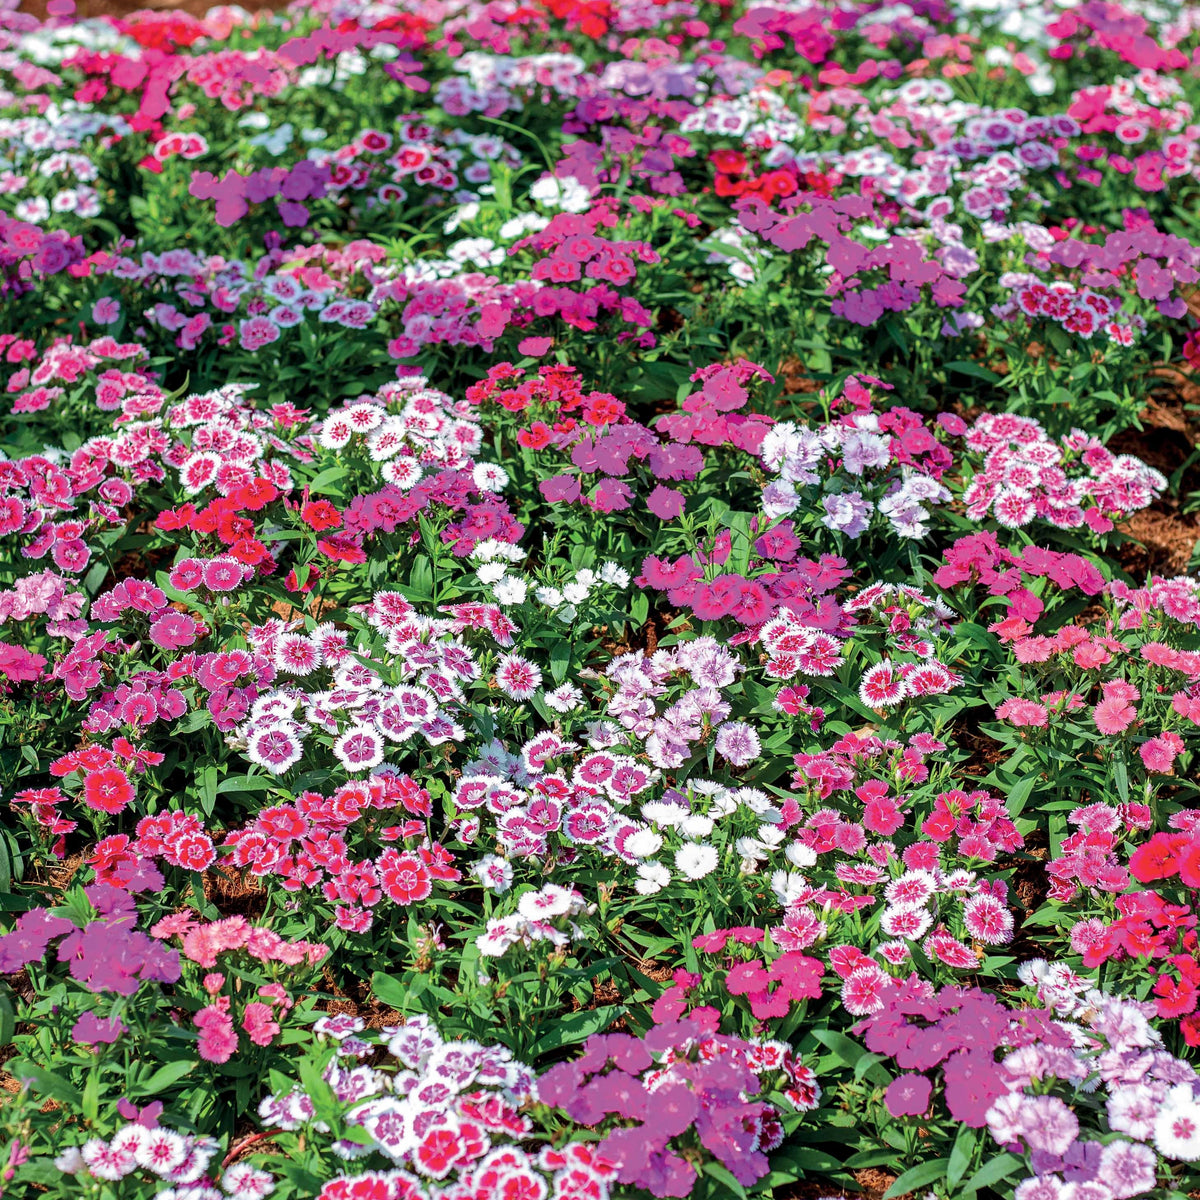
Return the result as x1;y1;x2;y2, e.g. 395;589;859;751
963;1152;1023;1194
307;466;348;496
371;972;415;1010
549;640;571;685
1006;770;1040;817
135;1059;197;1098
216;774;274;795
527;1006;623;1058
945;360;1001;383
844;1149;902;1170
883;1156;949;1199
947;1124;977;1188
10;1061;82;1106
82;1070;100;1123
1114;755;1129;803
0;990;14;1046
701;1162;747;1199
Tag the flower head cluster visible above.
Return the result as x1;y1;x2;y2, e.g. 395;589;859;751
758;376;957;540
0;882;179;996
1068;825;1200;1041
237;592;491;778
475;883;592;956
150;909;326;1064
54;1123;228;1191
221;770;460;934
538;1009;811;1197
859;982;1072;1126
987;990;1200;1196
264;1015;615;1200
962;413;1166;533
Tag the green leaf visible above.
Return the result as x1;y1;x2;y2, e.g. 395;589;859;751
271;1161;325;1193
371;971;417;1010
883;1156;949;1199
883;316;910;357
307;466;348;497
197;764;219;815
82;1069;100;1123
1113;754;1129;803
528;1005;623;1058
853;1051;891;1083
83;559;109;595
10;1061;82;1106
701;1162;747;1199
297;1051;341;1127
549;640;571;685
811;1029;890;1085
175;710;212;735
0;989;14;1046
779;1148;844;1173
216;774;274;795
963;1152;1024;1194
1006;769;1040;817
134;1059;196;1098
726;511;752;576
844;1150;902;1170
945;360;1001;383
15;1159;62;1186
408;555;434;600
947;1124;977;1188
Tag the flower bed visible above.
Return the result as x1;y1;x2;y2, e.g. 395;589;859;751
2;0;1200;1197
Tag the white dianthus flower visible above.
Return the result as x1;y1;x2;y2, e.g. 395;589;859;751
476;561;507;584
492;577;528;606
785;841;818;868
635;862;671;895
624;829;663;858
472;462;509;492
674;842;719;880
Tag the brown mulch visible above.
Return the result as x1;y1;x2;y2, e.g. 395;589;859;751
778;1168;905;1200
204;864;269;919
778;357;824;396
1117;506;1199;576
1109;372;1200;576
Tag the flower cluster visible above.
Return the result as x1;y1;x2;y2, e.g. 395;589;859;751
54;1124;230;1192
961;413;1166;532
264;1014;619;1200
150;912;328;1063
758;376;956;540
475;882;592;956
538;1009;814;1197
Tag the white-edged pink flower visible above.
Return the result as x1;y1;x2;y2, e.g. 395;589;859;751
246;724;304;775
334;725;386;772
494;653;542;700
859;660;907;708
274;633;322;676
962;893;1014;944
